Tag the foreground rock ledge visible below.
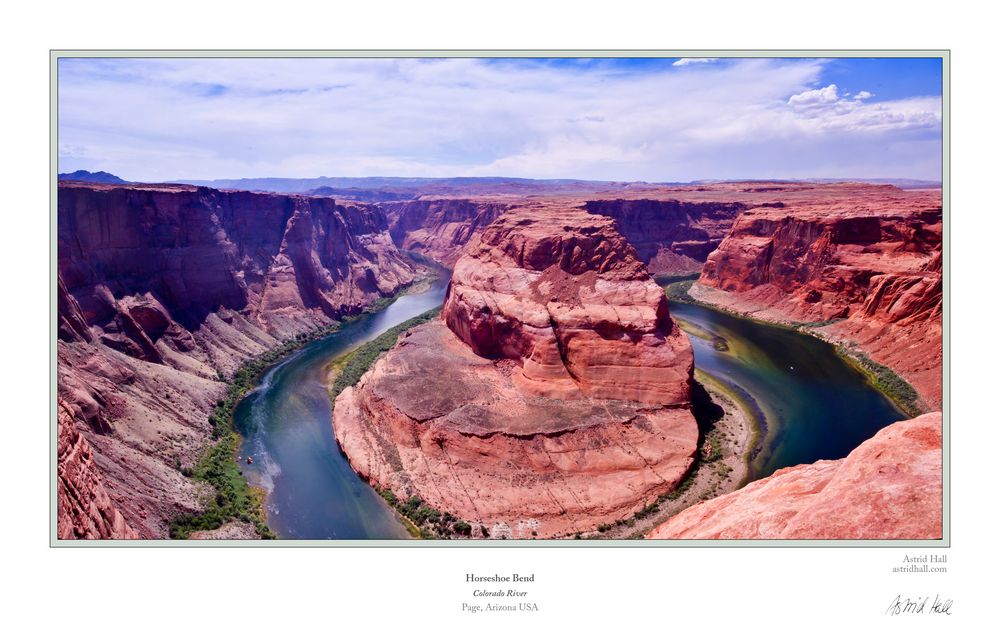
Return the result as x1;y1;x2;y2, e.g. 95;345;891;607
335;205;699;538
647;412;943;540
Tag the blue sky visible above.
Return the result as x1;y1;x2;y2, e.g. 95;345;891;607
57;57;943;182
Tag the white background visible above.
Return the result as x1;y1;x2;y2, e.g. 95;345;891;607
4;1;995;634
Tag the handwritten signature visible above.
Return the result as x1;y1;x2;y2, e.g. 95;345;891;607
886;594;953;616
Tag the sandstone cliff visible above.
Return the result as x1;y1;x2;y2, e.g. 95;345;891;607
696;186;942;409
584;199;747;274
57;182;418;539
648;412;943;540
384;198;512;266
335;205;699;538
384;196;747;275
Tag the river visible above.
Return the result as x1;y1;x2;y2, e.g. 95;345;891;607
235;278;449;539
234;279;905;539
669;300;906;481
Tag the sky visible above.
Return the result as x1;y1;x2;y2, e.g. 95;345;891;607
57;57;943;183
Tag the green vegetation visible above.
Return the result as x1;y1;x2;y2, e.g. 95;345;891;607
662;278;698;303
171;324;347;539
702;427;726;463
169;432;274;539
329;306;441;399
171;278;444;540
172;323;351;538
794;318;843;329
633;501;660;520
378;489;477;539
664;471;698;501
838;346;922;417
208;323;341;438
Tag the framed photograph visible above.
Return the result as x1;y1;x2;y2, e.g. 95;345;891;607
52;52;946;548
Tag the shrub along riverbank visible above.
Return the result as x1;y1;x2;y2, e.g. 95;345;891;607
328;306;441;399
170;323;344;539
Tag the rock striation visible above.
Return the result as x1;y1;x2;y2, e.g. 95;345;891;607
584;199;747;274
57;181;418;539
442;206;693;403
696;185;942;409
385;198;513;266
648;412;943;540
335;205;699;538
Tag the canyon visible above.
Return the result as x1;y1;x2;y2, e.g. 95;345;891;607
694;185;943;410
56;179;945;540
648;412;943;540
56;181;417;538
334;205;699;538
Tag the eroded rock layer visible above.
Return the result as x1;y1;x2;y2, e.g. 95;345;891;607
442;205;693;404
57;181;418;539
335;205;698;538
696;186;942;408
385;198;513;266
584;199;748;274
648;412;943;540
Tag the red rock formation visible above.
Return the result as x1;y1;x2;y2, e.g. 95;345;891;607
335;205;698;538
57;181;419;539
57;405;139;540
584;199;748;274
385;198;512;266
442;205;693;404
648;412;943;539
696;186;942;409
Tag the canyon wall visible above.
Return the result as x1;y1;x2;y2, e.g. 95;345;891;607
384;196;748;275
648;412;943;540
334;205;699;538
57;182;418;538
695;186;942;408
384;198;513;266
584;199;748;274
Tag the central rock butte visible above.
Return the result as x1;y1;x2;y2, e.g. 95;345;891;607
334;204;699;538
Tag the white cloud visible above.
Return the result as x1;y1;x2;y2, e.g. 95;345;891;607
788;83;841;107
672;58;719;67
784;83;935;134
57;58;942;182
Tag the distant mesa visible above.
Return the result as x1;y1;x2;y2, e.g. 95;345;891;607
58;170;128;184
305;186;412;203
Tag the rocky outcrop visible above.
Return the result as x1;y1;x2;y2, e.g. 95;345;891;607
57;182;419;539
697;186;942;409
57;406;139;540
335;205;698;538
648;412;942;539
385;199;512;266
442;206;693;403
584;199;747;274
